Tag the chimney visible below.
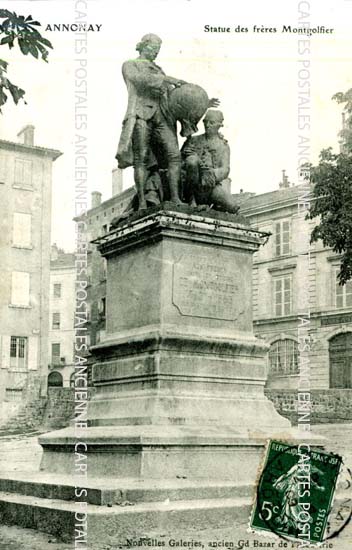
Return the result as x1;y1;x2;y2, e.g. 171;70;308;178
17;125;35;146
112;168;123;196
91;191;102;209
279;169;291;189
51;243;59;261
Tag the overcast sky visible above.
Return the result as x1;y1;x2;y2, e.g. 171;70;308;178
1;0;351;251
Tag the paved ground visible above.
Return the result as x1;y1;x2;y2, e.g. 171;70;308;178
0;430;43;473
0;425;351;549
0;519;351;550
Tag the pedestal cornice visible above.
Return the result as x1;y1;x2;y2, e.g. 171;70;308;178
93;206;270;258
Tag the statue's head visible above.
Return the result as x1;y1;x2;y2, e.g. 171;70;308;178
203;109;224;136
136;33;162;61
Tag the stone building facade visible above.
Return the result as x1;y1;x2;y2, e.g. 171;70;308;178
0;126;62;421
77;169;134;378
48;245;76;388
241;174;352;394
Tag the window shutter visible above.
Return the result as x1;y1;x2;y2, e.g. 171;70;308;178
275;222;281;256
0;155;6;183
13;213;31;247
52;312;60;329
28;336;38;370
14;159;32;186
11;272;30;306
1;336;10;369
53;283;62;298
14;159;24;184
23;160;32;185
51;343;61;365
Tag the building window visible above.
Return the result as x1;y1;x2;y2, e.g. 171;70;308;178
96;329;106;343
10;336;28;371
53;283;62;298
100;259;107;281
275;220;291;257
14;158;32;187
51;343;61;365
269;339;299;375
274;275;292;317
5;389;23;402
87;265;92;286
86;302;91;322
12;213;31;247
335;269;352;308
52;312;61;330
329;333;352;388
11;271;30;306
98;297;106;318
0;154;6;183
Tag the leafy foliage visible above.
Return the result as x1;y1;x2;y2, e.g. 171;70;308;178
307;89;352;285
332;89;352;154
0;10;52;111
0;58;26;109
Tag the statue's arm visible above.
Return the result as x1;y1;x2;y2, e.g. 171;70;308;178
213;143;230;182
164;76;187;86
122;61;165;91
122;61;185;91
181;137;197;157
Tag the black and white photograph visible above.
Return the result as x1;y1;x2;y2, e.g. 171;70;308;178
0;1;351;548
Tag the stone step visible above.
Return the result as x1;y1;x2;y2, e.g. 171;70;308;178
0;472;253;505
0;490;252;543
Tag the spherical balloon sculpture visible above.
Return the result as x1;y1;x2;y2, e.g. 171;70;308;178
168;84;209;135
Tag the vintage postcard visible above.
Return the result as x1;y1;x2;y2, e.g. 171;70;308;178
0;0;351;549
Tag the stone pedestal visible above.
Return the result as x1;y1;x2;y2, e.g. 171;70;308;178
0;208;321;543
39;208;293;482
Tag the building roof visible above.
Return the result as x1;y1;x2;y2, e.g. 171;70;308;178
0;138;62;160
74;186;135;221
240;184;313;215
50;247;75;269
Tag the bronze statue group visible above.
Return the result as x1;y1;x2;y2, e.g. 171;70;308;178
116;33;240;215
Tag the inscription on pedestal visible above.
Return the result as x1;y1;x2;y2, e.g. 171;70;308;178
172;255;242;320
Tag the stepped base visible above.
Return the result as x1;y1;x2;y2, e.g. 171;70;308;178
0;473;253;543
0;472;253;504
39;425;324;480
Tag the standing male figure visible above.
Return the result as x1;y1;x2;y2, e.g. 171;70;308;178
116;33;185;209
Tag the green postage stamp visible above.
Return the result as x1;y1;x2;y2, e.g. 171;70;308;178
250;440;343;544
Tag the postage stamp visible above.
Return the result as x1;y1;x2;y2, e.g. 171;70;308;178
250;440;343;544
